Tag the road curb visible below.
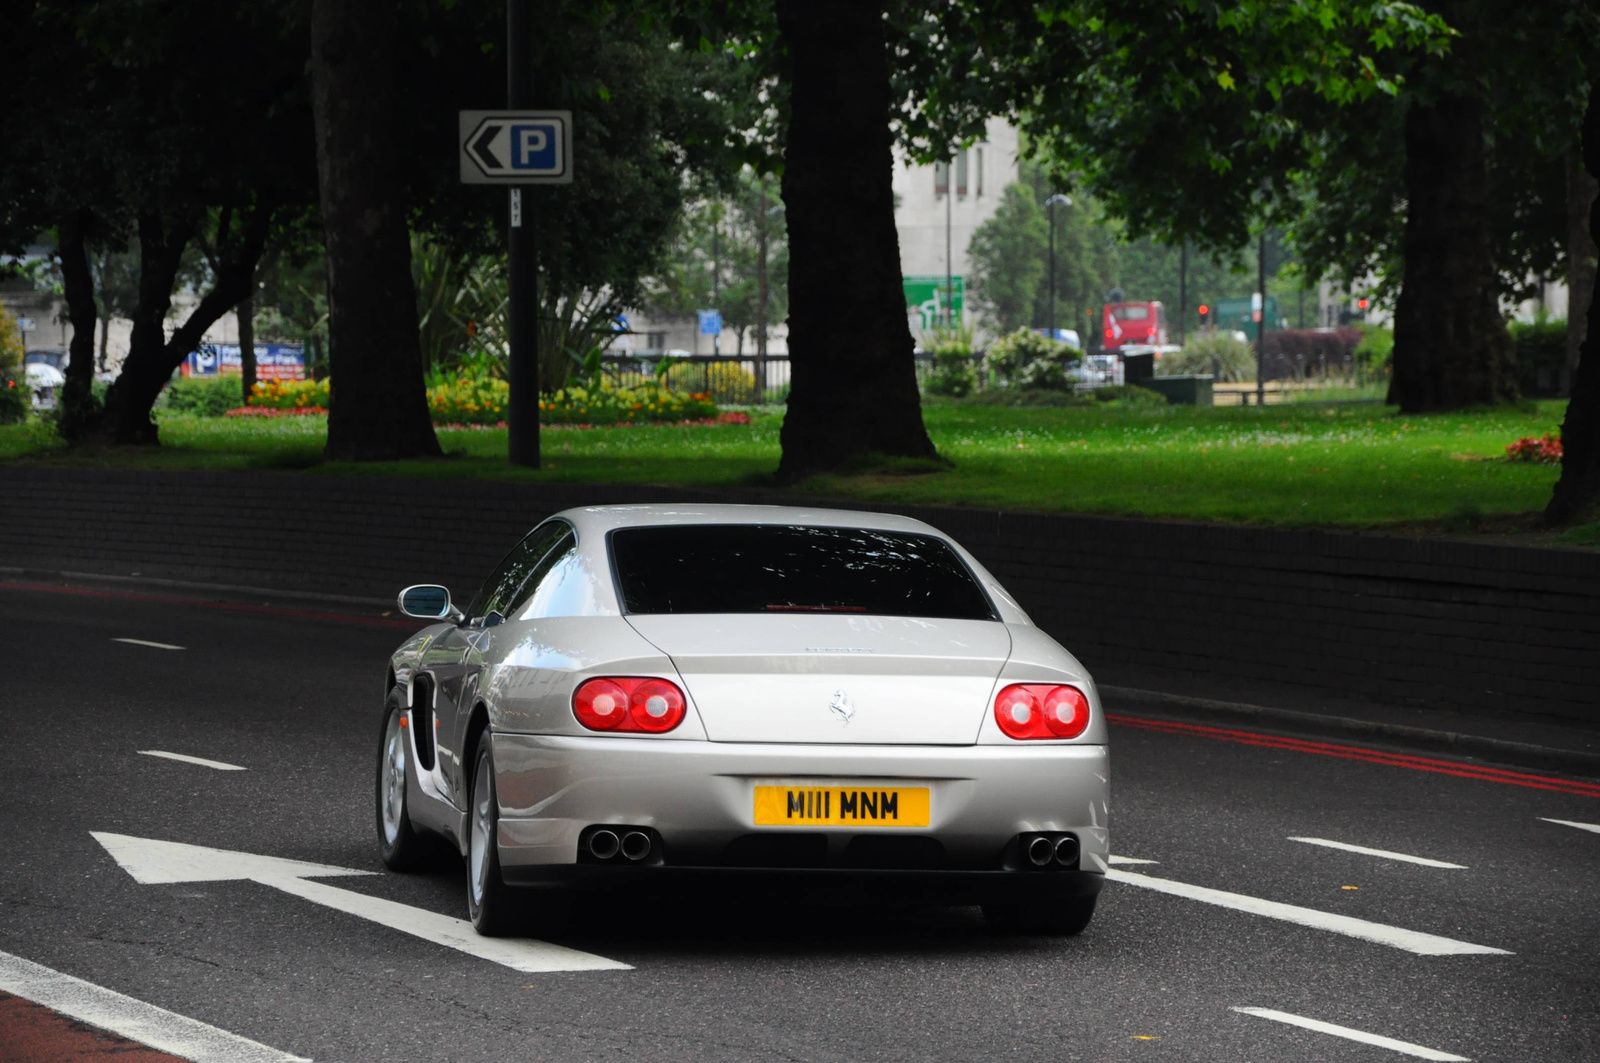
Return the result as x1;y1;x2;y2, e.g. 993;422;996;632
1100;684;1600;779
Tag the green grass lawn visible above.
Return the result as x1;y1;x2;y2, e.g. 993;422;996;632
0;398;1572;530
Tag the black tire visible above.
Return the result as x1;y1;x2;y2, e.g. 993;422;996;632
376;692;430;871
466;741;518;935
983;895;1097;936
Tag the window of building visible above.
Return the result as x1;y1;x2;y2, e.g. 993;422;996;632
955;151;968;198
933;161;948;198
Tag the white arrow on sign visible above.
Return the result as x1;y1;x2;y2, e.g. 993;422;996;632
91;832;629;973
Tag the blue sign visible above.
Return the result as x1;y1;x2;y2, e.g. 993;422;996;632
187;344;306;380
510;123;558;170
698;310;722;336
613;314;631;333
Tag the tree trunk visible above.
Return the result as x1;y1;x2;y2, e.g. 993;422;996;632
1388;95;1518;412
1546;79;1600;526
56;209;99;439
238;292;257;404
1566;149;1598;388
310;0;441;460
100;207;273;443
774;0;937;479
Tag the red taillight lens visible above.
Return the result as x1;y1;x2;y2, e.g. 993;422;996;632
994;684;1091;740
629;678;686;733
573;677;687;734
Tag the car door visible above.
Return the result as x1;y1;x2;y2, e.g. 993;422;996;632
432;521;573;803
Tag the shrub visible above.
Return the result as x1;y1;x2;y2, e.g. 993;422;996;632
427;373;508;425
0;373;27;424
540;382;717;425
1506;433;1562;464
1090;384;1167;407
922;326;978;397
1258;327;1361;381
663;360;759;404
165;375;245;416
1352;324;1393;379
0;302;23;377
984;327;1077;390
250;378;331;410
1161;327;1255;382
1509;317;1566;394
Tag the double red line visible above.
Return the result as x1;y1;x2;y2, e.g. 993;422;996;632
1107;713;1600;799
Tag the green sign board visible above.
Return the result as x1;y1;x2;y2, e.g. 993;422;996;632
903;275;964;329
1212;296;1280;341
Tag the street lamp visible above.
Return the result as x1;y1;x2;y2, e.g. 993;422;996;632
1045;194;1072;342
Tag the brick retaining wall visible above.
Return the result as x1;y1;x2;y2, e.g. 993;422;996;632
2;467;1596;725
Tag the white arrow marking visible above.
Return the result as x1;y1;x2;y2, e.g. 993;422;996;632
138;750;247;771
113;637;185;650
1540;817;1600;835
0;948;310;1062
1233;1007;1470;1061
1289;836;1466;869
91;832;628;973
1107;869;1509;956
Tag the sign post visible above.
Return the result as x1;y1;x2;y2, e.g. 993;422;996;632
461;4;573;468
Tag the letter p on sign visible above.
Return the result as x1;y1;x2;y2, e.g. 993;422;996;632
512;124;556;170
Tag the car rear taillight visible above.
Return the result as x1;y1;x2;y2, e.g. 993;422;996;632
573;677;687;734
994;683;1090;740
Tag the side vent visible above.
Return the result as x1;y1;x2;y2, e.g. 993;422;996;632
410;676;437;772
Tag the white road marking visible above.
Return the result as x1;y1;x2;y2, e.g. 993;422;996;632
112;637;186;650
0;948;309;1062
1233;1006;1470;1061
91;832;629;974
137;750;247;772
1106;869;1510;956
1540;817;1600;835
1107;855;1160;865
1288;836;1466;869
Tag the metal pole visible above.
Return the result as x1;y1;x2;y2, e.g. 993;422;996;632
1048;199;1057;340
1255;229;1266;407
711;213;721;357
756;179;768;404
944;159;953;328
506;0;539;467
1178;241;1187;345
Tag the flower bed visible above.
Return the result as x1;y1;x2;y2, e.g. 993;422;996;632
225;405;327;418
540;382;718;426
250;379;330;409
1505;434;1562;464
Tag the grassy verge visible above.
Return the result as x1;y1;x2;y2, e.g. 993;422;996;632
0;399;1573;530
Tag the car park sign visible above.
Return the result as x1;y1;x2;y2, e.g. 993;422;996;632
459;110;573;184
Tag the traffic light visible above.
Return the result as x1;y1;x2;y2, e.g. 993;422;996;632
1197;304;1210;326
1354;296;1369;321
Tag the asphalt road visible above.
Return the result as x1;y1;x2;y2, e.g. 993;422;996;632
2;581;1597;1062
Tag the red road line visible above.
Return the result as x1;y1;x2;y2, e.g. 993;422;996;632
0;580;420;630
0;991;186;1062
1108;713;1600;798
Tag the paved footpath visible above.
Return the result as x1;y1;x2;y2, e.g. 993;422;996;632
2;580;1597;1062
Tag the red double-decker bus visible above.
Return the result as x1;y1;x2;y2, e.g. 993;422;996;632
1101;301;1167;349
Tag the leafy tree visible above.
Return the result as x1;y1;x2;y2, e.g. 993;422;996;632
966;183;1048;334
1548;76;1600;526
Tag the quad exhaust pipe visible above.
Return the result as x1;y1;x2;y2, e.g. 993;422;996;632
584;826;657;863
1018;832;1080;870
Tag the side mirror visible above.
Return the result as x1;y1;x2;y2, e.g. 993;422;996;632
398;584;464;622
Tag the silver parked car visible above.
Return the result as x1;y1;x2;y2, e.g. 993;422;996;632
380;505;1109;935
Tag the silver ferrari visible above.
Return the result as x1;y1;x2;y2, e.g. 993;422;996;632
379;504;1109;935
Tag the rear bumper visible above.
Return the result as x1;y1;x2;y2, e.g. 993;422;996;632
490;732;1110;873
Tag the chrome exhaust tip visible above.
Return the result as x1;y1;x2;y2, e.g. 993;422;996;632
620;830;653;862
588;829;620;861
1054;836;1080;867
1027;836;1055;867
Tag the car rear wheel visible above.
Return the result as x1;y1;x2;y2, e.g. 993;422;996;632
983;895;1096;936
376;692;429;871
467;742;517;935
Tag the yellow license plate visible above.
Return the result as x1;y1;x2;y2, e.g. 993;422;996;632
753;785;931;827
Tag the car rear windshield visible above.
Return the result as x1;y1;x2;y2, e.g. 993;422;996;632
609;524;996;620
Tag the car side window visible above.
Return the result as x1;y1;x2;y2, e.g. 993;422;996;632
518;539;603;619
472;523;570;621
501;530;577;620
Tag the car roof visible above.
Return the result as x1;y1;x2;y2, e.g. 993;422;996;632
554;503;943;538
